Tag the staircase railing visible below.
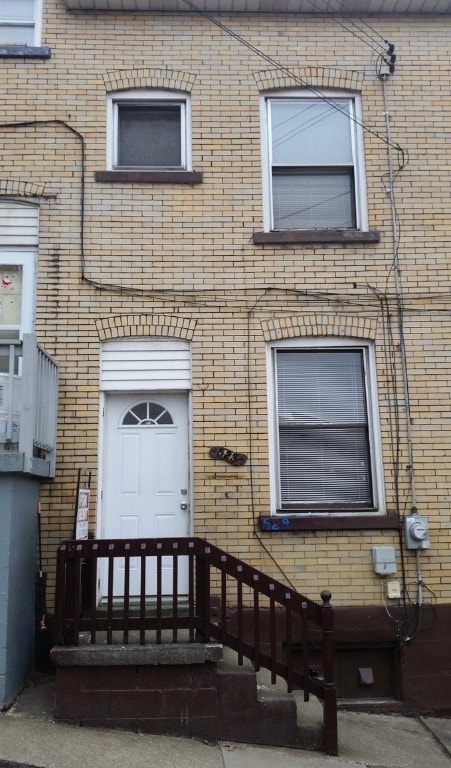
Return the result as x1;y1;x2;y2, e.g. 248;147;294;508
54;536;337;754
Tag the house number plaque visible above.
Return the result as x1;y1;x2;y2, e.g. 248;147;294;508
209;446;248;466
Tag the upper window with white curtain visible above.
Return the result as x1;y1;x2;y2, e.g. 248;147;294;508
262;92;367;231
0;0;41;45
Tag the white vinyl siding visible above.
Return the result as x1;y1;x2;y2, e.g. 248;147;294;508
100;340;191;391
269;339;384;514
0;202;39;246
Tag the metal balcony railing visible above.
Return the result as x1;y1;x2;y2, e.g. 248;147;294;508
0;334;58;476
54;536;338;754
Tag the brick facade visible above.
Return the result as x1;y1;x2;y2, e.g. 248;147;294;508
1;3;451;706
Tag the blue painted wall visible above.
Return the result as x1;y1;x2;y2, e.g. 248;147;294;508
0;474;40;708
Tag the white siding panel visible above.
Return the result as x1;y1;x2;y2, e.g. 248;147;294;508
101;340;191;391
0;203;39;246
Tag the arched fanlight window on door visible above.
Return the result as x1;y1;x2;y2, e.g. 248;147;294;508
121;401;173;426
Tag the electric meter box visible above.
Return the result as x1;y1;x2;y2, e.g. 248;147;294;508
372;545;397;575
404;515;430;550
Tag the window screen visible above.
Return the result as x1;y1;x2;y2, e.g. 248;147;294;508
0;0;35;44
117;103;183;169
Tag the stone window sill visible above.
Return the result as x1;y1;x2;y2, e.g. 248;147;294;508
253;230;380;245
0;46;51;59
259;514;400;532
95;170;203;184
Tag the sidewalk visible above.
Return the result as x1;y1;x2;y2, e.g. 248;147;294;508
0;674;450;768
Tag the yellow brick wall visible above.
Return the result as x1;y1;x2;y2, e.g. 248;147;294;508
1;4;450;607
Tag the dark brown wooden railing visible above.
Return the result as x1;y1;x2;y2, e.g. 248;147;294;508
54;537;337;754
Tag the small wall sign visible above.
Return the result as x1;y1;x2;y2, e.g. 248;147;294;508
209;446;248;466
75;487;90;539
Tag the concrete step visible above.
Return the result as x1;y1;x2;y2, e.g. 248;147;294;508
215;648;323;751
52;639;324;752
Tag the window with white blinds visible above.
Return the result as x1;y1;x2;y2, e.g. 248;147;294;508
264;94;365;231
274;345;379;511
0;0;40;45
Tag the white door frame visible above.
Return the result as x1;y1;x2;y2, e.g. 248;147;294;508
97;337;193;544
97;388;193;543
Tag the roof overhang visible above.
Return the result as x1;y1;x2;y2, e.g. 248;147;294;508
63;0;451;14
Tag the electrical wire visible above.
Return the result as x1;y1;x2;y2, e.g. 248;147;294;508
380;76;416;511
303;0;391;48
246;291;304;592
180;0;407;170
245;292;298;591
300;0;387;57
0;119;430;617
0;120;446;315
366;285;401;519
0;19;442;637
0;117;86;280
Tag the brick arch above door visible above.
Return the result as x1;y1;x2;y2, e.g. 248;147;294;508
96;314;197;342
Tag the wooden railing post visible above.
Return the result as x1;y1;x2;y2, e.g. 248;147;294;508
54;543;83;646
195;544;211;642
320;590;338;756
54;544;67;644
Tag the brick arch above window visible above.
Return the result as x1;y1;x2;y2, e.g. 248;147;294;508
96;314;197;342
253;67;364;94
254;74;380;244
97;74;203;185
260;313;378;342
103;68;196;95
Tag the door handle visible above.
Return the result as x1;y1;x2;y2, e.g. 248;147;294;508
180;502;188;510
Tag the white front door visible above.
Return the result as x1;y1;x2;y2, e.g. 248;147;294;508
101;392;190;598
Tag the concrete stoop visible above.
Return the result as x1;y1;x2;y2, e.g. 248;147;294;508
50;643;324;751
215;657;323;750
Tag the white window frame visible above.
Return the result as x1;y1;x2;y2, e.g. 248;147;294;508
0;0;42;46
106;90;191;171
267;337;384;516
260;90;368;232
0;250;36;338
